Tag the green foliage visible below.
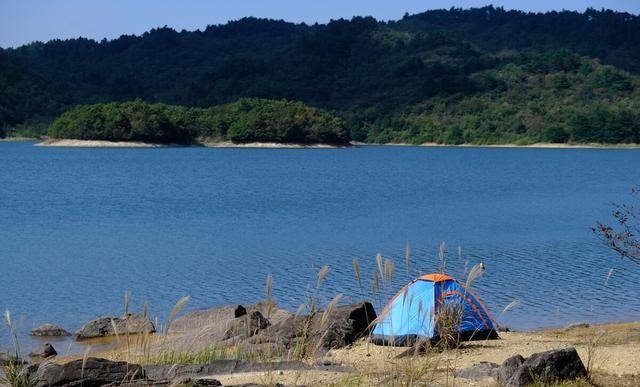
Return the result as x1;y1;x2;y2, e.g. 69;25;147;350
217;98;348;144
47;98;349;145
48;100;197;144
3;9;640;144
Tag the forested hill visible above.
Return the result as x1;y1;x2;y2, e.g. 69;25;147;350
1;6;640;145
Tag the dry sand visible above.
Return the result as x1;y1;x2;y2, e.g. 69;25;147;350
70;321;639;387
35;139;170;148
34;139;340;148
33;139;640;149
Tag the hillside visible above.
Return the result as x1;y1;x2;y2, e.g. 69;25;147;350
1;6;639;145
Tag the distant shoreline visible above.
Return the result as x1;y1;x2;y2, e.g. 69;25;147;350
34;139;344;148
19;138;640;149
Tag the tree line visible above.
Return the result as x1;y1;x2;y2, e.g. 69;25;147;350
1;7;639;144
47;98;350;145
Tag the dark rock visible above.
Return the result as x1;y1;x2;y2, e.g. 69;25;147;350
496;324;511;332
162;300;375;358
28;343;57;358
501;347;587;387
455;361;499;380
27;357;145;387
30;324;71;337
311;301;377;350
75;314;155;340
235;305;247;318
224;311;271;340
144;359;317;380
252;301;377;352
172;377;222;387
497;354;525;385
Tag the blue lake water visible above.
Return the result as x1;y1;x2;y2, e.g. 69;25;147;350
1;141;640;355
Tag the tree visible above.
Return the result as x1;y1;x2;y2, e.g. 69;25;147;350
594;186;640;264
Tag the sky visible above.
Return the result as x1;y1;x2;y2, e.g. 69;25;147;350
1;0;639;49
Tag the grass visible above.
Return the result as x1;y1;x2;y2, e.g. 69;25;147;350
1;310;31;387
4;242;628;387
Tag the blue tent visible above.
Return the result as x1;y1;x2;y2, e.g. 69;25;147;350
370;273;498;346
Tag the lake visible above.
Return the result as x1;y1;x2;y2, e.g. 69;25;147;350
1;141;639;355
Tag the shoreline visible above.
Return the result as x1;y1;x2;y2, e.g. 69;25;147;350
24;138;640;149
43;319;640;387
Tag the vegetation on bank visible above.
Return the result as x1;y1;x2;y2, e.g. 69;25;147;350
47;98;350;145
2;7;640;145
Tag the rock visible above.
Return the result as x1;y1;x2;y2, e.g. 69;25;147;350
224;310;271;340
235;304;247;317
30;323;71;337
310;301;377;350
455;361;500;380
252;301;377;352
172;378;222;387
169;302;278;334
161;300;375;358
75;314;155;340
497;354;524;385
27;357;146;387
563;322;591;331
28;343;57;358
500;347;587;387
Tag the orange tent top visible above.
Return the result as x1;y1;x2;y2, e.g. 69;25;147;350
418;273;454;282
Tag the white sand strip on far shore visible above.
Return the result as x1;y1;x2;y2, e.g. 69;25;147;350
204;141;338;148
35;139;169;148
35;139;343;148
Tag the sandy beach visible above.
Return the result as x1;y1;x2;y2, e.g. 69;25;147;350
34;139;172;148
57;321;639;387
30;138;640;149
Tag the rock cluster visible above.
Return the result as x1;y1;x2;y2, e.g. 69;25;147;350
498;347;587;387
13;301;375;387
455;347;588;387
22;357;348;387
162;301;377;358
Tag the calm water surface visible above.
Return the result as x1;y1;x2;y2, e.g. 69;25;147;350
1;141;639;355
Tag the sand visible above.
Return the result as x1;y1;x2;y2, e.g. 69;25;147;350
33;138;640;149
67;321;639;387
34;139;170;148
34;139;340;148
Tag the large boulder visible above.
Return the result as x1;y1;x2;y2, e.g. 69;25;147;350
497;354;525;386
30;324;71;337
252;301;377;352
499;347;587;387
75;314;155;340
27;357;146;387
310;301;377;349
165;302;283;351
161;300;376;358
223;310;271;340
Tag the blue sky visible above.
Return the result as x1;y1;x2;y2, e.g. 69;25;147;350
1;0;638;49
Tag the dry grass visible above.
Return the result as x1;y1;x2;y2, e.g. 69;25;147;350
5;244;640;387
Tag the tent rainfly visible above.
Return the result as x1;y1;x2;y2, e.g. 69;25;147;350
370;273;499;346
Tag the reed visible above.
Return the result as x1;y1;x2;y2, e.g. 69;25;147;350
1;310;31;387
56;243;507;386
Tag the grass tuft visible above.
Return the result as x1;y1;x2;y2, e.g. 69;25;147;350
1;310;30;387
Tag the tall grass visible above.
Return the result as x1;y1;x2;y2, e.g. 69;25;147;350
67;243;504;386
1;310;30;387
